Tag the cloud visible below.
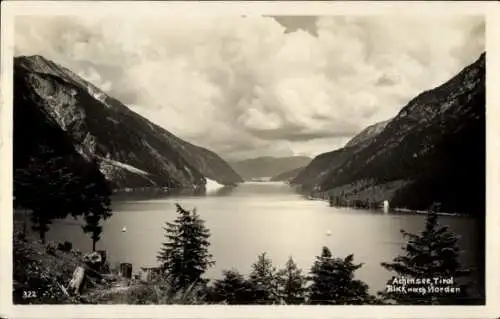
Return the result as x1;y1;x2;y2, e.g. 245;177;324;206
14;14;485;160
272;16;319;36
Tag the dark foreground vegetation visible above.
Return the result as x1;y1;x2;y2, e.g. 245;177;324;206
14;202;483;305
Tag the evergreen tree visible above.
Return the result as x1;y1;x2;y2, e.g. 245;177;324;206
14;146;78;243
248;252;280;304
80;159;113;251
14;145;112;245
380;212;470;304
276;256;306;304
308;246;372;305
209;270;255;304
81;208;111;252
157;204;214;291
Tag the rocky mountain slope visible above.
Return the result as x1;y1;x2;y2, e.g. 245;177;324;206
230;156;311;180
294;53;485;215
291;147;359;190
344;120;390;148
291;120;388;189
14;55;243;190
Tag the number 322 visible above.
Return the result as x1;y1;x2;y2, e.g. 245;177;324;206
23;291;37;298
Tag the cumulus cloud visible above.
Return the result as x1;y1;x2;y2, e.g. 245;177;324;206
14;14;485;160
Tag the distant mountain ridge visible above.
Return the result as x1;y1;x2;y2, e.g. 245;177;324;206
270;166;305;182
292;53;485;215
230;156;311;181
14;55;243;191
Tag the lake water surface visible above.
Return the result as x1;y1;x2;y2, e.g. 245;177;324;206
45;181;481;294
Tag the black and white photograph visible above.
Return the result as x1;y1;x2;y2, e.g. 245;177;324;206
1;1;498;318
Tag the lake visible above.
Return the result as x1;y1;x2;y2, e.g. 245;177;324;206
44;181;482;295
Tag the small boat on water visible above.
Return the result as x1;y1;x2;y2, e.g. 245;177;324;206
121;226;127;232
326;230;332;236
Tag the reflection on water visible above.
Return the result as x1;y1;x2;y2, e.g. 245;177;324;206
44;182;483;296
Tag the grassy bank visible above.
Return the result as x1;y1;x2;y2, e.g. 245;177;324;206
13;218;204;304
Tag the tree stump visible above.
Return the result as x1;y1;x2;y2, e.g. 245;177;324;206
141;267;161;282
97;250;107;264
119;263;132;279
383;200;390;213
83;251;104;279
68;266;85;295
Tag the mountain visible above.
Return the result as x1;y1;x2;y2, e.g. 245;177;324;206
291;121;388;190
294;53;485;215
291;147;358;190
229;156;312;180
344;120;390;148
14;55;243;191
270;166;305;182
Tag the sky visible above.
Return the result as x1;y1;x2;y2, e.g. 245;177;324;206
14;15;484;161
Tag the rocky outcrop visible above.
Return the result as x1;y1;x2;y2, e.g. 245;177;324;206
344;120;390;148
14;55;243;190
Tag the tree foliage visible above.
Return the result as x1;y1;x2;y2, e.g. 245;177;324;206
248;252;280;304
14;144;113;244
14;145;81;242
380;212;471;304
208;270;256;304
157;204;214;291
80;159;113;251
276;256;307;304
308;246;372;304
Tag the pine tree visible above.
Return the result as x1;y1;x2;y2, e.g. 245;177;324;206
248;252;280;304
80;159;113;251
308;246;372;305
276;256;306;304
209;270;255;304
157;204;214;291
380;212;470;304
82;209;111;252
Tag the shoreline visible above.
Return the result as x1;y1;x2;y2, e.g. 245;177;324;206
298;188;474;217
